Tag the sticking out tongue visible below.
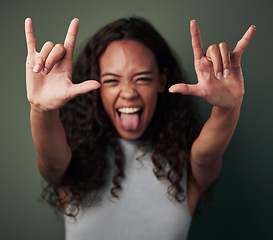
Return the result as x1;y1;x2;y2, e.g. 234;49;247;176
120;113;139;131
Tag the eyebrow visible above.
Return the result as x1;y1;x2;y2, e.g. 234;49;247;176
101;71;152;78
134;71;152;77
101;73;121;78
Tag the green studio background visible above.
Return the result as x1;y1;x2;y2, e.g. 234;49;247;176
1;0;272;239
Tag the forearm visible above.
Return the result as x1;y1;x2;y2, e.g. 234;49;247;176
191;102;241;165
30;106;71;170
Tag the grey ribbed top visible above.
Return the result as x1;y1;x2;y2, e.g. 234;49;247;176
65;138;192;240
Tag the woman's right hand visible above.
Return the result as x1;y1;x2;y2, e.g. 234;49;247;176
25;18;100;112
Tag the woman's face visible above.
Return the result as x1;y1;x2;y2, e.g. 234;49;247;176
99;40;166;139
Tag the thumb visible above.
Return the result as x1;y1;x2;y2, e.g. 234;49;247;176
67;80;101;99
169;83;203;97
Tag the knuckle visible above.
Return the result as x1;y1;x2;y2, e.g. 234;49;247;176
52;44;66;60
54;44;65;53
41;41;54;52
208;44;219;52
219;42;230;51
236;40;246;51
27;39;36;46
219;42;227;47
55;43;64;48
35;55;44;65
45;41;54;47
65;41;74;49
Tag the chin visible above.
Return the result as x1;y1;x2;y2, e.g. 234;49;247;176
117;130;144;140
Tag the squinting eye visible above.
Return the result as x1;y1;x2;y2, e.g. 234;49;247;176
102;79;119;86
135;78;152;85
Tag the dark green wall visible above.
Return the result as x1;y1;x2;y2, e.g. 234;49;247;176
1;0;272;239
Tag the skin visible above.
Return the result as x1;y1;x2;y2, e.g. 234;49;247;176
25;18;100;185
170;20;256;212
99;40;166;140
25;18;256;215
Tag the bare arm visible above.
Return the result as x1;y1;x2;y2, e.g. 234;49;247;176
25;18;100;186
30;108;71;185
170;20;256;193
189;105;240;191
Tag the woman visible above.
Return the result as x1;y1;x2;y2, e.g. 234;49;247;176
25;17;255;239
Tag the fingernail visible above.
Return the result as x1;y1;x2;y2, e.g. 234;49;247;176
217;72;223;79
33;64;41;73
169;85;175;92
224;69;230;78
42;68;48;75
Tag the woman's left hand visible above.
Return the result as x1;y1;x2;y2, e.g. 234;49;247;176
169;20;256;110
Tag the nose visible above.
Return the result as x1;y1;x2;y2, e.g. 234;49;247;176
119;84;139;100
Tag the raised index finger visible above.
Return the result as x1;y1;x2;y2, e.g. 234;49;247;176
25;18;36;54
64;18;79;60
190;20;204;61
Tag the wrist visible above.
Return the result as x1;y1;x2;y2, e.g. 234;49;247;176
214;97;243;114
211;103;242;127
30;103;59;114
30;104;60;122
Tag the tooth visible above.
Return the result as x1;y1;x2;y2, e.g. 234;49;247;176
118;107;141;114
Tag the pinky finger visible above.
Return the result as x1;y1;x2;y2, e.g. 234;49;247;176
232;25;256;65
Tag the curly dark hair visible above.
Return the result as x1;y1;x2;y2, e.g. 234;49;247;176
41;17;202;217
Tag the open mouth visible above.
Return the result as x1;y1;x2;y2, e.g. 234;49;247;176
117;107;142;114
116;107;143;131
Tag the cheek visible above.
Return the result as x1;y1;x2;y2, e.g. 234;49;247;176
100;89;114;115
143;88;159;112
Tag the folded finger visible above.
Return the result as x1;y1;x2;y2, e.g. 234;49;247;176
206;44;223;79
219;42;231;77
43;44;66;74
25;18;36;55
33;41;54;73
